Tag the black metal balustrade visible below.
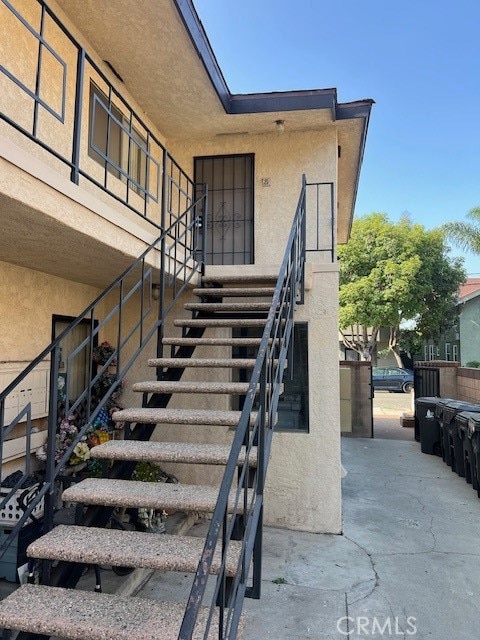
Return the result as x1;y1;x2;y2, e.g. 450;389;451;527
0;185;207;566
178;176;308;639
0;0;193;227
305;181;336;261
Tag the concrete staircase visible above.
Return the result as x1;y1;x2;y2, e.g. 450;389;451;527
0;272;278;640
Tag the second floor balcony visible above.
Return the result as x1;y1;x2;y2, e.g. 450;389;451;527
0;0;202;288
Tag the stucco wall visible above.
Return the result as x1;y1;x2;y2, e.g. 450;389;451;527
1;1;343;534
168;129;337;266
0;261;100;361
264;264;342;533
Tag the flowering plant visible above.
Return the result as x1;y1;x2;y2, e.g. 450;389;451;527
55;415;81;464
69;442;91;465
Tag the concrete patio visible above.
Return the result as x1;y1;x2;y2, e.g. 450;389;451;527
2;435;479;639
140;437;480;639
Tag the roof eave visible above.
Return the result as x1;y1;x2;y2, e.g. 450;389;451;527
174;0;374;121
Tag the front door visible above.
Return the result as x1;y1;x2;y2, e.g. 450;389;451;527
195;154;254;265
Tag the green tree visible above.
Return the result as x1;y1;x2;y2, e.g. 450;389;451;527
443;206;480;254
339;213;466;363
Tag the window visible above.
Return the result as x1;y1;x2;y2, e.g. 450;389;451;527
445;343;451;361
436;346;441;358
453;344;458;362
276;323;309;432
428;344;435;360
88;82;147;198
344;348;359;361
231;324;309;432
424;345;428;361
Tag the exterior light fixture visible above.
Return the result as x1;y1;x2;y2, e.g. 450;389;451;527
275;119;285;133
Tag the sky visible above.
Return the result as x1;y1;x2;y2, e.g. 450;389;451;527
193;0;480;275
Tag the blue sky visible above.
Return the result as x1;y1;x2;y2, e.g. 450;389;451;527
194;0;480;275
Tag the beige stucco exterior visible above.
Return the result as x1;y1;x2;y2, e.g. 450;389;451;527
0;0;372;534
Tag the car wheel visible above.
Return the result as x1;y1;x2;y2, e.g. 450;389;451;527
402;382;413;393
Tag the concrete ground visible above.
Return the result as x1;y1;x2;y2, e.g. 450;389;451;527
3;431;479;639
238;438;480;639
136;436;480;639
373;390;415;441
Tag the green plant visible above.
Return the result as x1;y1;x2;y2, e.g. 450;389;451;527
272;577;288;585
132;461;178;483
466;361;480;368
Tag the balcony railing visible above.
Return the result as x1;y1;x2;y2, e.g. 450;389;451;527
0;0;192;230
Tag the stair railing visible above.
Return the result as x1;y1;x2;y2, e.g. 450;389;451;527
0;184;207;563
179;175;308;639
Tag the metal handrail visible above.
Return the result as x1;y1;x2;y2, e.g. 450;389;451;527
0;185;207;561
178;176;307;639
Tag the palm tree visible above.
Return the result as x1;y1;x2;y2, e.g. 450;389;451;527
444;206;480;253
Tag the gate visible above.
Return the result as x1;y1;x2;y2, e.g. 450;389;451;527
414;367;440;397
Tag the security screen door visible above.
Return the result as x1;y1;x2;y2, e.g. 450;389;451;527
195;154;254;265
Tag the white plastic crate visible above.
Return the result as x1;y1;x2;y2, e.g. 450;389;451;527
0;484;44;527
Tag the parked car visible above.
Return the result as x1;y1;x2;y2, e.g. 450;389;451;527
372;367;414;393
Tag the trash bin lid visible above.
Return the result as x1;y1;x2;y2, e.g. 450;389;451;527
465;411;480;436
455;411;473;427
442;400;480;424
415;396;440;406
434;398;456;418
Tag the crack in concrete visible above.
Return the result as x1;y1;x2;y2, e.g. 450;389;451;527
384;474;438;553
341;534;380;605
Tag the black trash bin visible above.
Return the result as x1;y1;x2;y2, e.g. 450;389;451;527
442;401;480;477
434;398;456;463
415;397;441;455
467;413;480;497
456;411;480;487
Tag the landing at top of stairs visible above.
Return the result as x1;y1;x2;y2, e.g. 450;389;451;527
202;266;278;284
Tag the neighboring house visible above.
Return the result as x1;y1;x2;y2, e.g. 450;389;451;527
0;0;372;634
421;327;460;364
420;278;480;365
457;281;480;365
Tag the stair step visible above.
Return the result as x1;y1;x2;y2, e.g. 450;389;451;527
202;273;277;284
132;380;253;394
174;318;268;328
112;407;256;426
62;478;246;514
0;584;235;640
193;287;275;297
28;525;242;576
90;440;257;467
148;357;257;368
184;302;272;312
163;336;265;347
